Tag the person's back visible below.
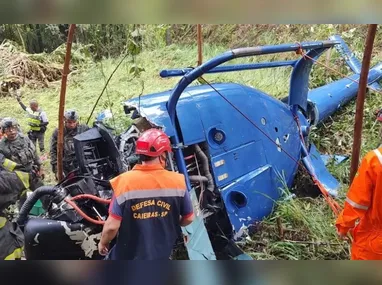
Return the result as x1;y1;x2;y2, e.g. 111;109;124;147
98;128;194;260
108;163;191;260
336;146;382;259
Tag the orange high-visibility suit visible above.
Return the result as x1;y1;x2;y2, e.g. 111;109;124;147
336;147;382;260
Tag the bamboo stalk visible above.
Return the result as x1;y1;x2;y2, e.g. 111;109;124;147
15;25;26;52
57;24;76;181
350;24;378;183
197;24;203;66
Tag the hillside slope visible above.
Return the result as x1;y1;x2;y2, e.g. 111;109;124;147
1;24;381;259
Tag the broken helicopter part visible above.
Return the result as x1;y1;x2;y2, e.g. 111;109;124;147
18;35;382;260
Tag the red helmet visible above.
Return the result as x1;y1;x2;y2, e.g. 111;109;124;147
135;128;172;157
377;109;382;122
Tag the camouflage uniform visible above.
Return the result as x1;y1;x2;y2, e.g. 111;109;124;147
0;167;25;260
0;118;40;259
0;133;43;191
50;124;89;177
0;217;24;260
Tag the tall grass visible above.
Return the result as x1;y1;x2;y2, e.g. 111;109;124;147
241;179;350;260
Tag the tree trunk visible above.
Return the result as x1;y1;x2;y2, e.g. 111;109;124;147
166;25;172;46
16;25;26;52
36;24;43;53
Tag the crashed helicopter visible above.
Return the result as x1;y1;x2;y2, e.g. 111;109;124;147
15;35;382;260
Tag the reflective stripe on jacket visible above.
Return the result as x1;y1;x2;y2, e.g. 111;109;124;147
0;217;24;260
108;163;193;260
1;158;30;189
336;147;382;259
27;109;42;131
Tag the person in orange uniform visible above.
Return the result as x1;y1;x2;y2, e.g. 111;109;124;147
336;146;382;260
98;128;195;260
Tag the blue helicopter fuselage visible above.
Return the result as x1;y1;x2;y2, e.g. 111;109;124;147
125;83;304;231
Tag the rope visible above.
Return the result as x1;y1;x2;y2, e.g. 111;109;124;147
293;112;342;215
293;41;378;242
199;75;342;216
295;42;382;95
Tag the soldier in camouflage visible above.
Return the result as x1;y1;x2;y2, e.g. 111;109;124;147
0;154;26;260
0;117;44;208
50;109;89;180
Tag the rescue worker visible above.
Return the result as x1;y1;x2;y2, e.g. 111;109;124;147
16;96;49;154
0;117;44;208
50;109;89;180
0;154;26;260
98;128;195;260
336;146;382;260
0;214;24;260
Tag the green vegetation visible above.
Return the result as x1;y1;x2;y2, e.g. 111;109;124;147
1;24;382;260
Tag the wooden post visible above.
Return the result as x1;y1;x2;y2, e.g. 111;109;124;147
197;24;203;66
57;24;76;181
350;24;378;183
325;48;332;67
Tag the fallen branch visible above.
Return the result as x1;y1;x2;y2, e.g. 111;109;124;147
283;239;343;246
276;217;284;240
244;239;344;246
0;41;63;90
